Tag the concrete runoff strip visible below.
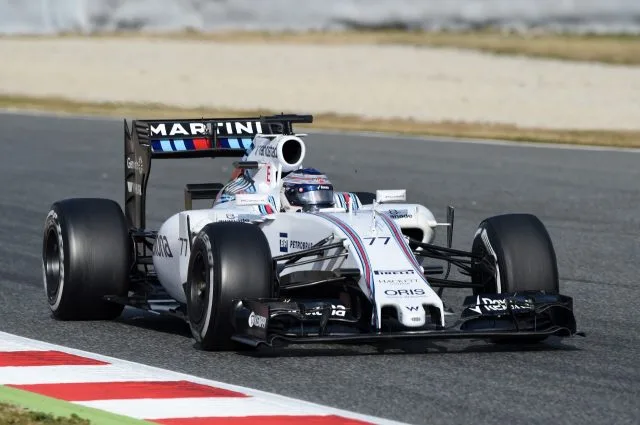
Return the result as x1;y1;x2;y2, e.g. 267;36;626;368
0;37;638;134
129;30;640;66
0;331;405;425
0;385;154;425
1;95;639;148
7;30;640;66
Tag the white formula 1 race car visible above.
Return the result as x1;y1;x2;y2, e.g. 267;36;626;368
41;114;581;351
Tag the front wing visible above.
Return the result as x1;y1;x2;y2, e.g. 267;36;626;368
230;292;581;347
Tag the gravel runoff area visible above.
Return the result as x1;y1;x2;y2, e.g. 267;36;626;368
1;37;639;131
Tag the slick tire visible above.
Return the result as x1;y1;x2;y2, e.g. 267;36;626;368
470;213;559;344
42;198;130;320
186;222;274;351
471;213;559;295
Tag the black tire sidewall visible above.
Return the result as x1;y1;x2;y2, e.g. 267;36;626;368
472;213;559;295
186;222;274;351
42;199;130;320
43;208;67;312
186;229;219;345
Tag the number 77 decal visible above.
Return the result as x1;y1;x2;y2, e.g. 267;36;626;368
363;237;390;245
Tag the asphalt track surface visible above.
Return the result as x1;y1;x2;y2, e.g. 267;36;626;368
0;111;639;425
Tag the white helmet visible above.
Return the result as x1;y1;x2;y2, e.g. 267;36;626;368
280;168;334;212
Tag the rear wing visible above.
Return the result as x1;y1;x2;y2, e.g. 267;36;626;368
124;114;313;229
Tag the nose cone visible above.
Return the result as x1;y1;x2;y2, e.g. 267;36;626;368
397;304;427;328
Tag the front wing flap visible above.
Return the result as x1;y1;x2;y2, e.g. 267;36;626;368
230;292;581;348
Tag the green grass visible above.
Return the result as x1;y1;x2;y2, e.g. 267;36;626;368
0;386;154;425
1;94;639;148
0;403;90;425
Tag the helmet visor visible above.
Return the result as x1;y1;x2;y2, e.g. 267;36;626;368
295;189;334;206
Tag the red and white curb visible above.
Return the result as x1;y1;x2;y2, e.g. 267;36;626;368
0;331;408;424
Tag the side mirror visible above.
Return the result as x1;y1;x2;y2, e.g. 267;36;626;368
375;190;406;204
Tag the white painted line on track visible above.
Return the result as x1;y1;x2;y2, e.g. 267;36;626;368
1;108;637;153
311;127;640;152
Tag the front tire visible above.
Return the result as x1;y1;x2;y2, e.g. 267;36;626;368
471;213;559;295
186;222;274;351
470;213;559;344
42;198;130;320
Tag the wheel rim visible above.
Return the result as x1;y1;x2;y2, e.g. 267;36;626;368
189;251;209;325
472;241;499;294
44;228;62;303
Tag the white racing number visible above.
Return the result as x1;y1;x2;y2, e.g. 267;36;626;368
363;237;390;245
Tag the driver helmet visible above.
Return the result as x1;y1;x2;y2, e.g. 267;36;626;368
280;168;334;212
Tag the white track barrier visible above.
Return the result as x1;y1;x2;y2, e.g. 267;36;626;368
1;0;640;35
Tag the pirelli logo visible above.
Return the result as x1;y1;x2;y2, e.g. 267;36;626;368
373;269;415;275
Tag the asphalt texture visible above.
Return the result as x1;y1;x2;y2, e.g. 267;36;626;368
0;112;639;425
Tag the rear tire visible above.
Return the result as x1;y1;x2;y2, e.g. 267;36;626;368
470;213;559;344
42;198;130;320
186;222;274;351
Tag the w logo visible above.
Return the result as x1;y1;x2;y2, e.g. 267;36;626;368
405;306;420;311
